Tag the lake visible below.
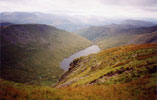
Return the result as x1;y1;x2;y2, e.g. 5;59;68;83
61;45;100;70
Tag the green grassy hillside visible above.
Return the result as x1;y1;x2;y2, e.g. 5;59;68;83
76;25;157;49
0;43;156;100
57;43;157;87
97;31;157;49
75;26;107;40
0;24;91;85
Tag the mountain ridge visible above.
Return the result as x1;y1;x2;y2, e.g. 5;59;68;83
76;25;157;49
0;24;92;85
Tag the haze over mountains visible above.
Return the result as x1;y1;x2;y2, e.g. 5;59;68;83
0;12;116;31
1;12;157;32
121;19;155;27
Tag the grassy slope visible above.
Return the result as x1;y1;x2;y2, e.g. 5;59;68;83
57;43;157;87
96;31;157;49
0;43;157;100
0;24;91;85
76;25;157;49
75;26;106;40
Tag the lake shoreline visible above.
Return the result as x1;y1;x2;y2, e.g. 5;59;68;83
60;45;101;70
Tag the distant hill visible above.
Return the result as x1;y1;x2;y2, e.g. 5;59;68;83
121;19;155;27
128;31;157;44
56;43;157;87
0;22;13;26
1;12;114;32
0;24;91;85
2;12;156;32
76;24;157;49
0;12;90;31
75;26;107;40
96;26;157;49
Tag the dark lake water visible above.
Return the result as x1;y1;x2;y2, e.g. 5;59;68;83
60;45;100;70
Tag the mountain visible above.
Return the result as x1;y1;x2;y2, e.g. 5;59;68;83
0;24;91;85
121;19;154;27
2;12;155;32
1;43;156;100
56;43;157;87
0;12;116;32
0;22;13;26
121;19;155;27
75;26;107;40
96;26;157;49
128;31;157;44
76;24;157;49
0;12;90;31
76;22;157;41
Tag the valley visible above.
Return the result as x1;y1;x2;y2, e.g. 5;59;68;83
1;0;157;99
0;43;156;100
0;16;157;100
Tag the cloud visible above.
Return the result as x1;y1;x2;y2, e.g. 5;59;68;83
100;0;157;13
100;0;157;7
0;0;157;19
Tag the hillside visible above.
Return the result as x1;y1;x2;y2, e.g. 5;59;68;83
76;19;155;40
0;24;91;85
0;22;13;26
0;12;90;31
76;25;157;49
75;26;107;40
121;19;154;27
56;43;157;87
96;29;157;49
0;43;156;100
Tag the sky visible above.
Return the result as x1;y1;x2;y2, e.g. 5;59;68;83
0;0;157;19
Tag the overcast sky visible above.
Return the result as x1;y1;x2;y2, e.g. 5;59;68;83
0;0;157;19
